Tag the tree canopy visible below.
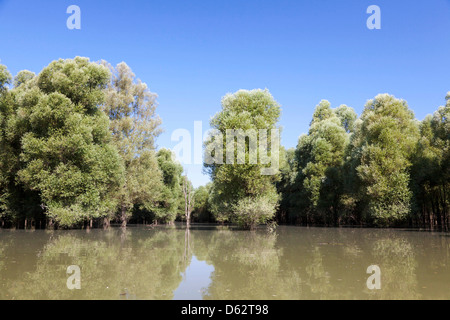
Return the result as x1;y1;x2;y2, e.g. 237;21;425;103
0;58;448;230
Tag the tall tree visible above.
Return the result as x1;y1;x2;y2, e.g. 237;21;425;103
182;175;194;226
192;183;213;222
0;65;13;225
205;89;281;229
101;61;163;227
411;93;449;229
353;94;419;226
291;100;353;225
2;57;124;227
153;148;184;223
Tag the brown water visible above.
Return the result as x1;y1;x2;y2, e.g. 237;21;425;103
0;225;449;300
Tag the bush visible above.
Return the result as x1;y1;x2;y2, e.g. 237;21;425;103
232;195;279;230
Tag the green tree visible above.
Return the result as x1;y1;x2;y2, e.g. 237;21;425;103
0;65;11;90
411;93;449;229
0;64;13;224
3;57;124;227
101;61;163;227
335;104;357;133
192;183;213;222
354;94;419;226
153;148;184;223
205;89;281;229
291;100;353;225
276;146;297;223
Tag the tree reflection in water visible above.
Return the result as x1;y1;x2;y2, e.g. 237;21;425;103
0;226;449;300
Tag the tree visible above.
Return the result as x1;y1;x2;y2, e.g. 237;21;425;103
276;146;297;223
335;104;357;133
14;70;35;88
182;175;194;226
192;183;213;222
205;89;281;229
0;64;13;225
153;148;184;223
353;94;419;226
0;65;11;91
101;61;163;227
290;100;353;225
411;93;449;229
2;57;124;228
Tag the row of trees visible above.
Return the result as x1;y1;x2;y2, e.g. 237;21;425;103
201;90;449;230
0;57;448;229
277;94;449;228
0;57;190;229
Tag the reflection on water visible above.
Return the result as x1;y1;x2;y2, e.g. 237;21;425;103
0;225;449;300
173;256;214;300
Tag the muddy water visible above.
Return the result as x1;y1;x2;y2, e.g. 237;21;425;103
0;225;448;300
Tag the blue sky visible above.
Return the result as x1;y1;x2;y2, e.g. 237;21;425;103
1;0;450;187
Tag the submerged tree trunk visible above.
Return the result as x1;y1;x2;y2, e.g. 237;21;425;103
441;186;447;231
103;217;111;229
435;195;442;229
121;206;127;228
183;175;194;228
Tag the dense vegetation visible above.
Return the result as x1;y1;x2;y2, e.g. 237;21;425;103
276;94;449;229
0;58;187;229
0;57;448;229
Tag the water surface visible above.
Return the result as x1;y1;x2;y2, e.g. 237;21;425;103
0;225;449;300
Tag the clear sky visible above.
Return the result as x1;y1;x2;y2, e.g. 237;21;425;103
1;0;449;187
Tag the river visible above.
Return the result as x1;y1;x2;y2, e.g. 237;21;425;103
0;225;449;299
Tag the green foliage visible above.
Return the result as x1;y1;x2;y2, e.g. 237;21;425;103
355;94;419;225
286;100;352;225
410;94;449;228
14;70;35;88
277;93;448;229
1;57;448;230
152;148;184;223
192;183;213;222
0;65;12;90
232;194;279;230
205;89;281;228
1;58;124;227
101;61;164;226
335;104;357;133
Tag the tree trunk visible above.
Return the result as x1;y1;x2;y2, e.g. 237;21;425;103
435;195;442;229
186;211;191;227
430;197;436;230
441;186;447;231
103;217;110;229
183;175;194;228
121;206;127;228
